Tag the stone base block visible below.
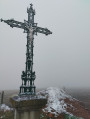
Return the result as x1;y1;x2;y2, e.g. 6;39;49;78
10;96;47;119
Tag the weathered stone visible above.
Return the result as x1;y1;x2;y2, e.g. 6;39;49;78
10;96;47;119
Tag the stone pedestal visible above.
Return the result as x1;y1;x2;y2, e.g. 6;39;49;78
10;96;47;119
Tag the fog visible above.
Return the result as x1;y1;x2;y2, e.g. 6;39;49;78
0;0;90;90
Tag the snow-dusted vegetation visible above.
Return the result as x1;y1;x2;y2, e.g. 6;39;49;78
38;87;73;116
38;87;88;119
0;104;14;119
0;104;12;112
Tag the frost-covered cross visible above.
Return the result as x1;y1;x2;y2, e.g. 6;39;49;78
0;4;52;95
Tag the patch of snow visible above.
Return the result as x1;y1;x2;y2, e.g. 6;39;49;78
0;104;13;111
38;87;73;116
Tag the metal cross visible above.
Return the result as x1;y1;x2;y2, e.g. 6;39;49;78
0;4;52;95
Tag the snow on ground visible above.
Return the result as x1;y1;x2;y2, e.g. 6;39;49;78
37;87;73;116
0;104;12;111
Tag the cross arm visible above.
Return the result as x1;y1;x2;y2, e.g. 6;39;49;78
0;18;26;30
35;26;52;35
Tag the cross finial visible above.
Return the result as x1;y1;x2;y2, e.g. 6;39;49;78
30;3;33;7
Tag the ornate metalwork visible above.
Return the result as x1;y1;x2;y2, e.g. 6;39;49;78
0;4;52;95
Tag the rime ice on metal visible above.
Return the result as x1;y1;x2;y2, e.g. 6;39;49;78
0;4;52;95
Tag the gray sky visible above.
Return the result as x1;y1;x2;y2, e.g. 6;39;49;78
0;0;90;90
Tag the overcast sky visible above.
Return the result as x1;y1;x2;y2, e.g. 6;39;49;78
0;0;90;90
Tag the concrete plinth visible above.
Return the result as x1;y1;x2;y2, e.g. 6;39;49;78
10;96;47;119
